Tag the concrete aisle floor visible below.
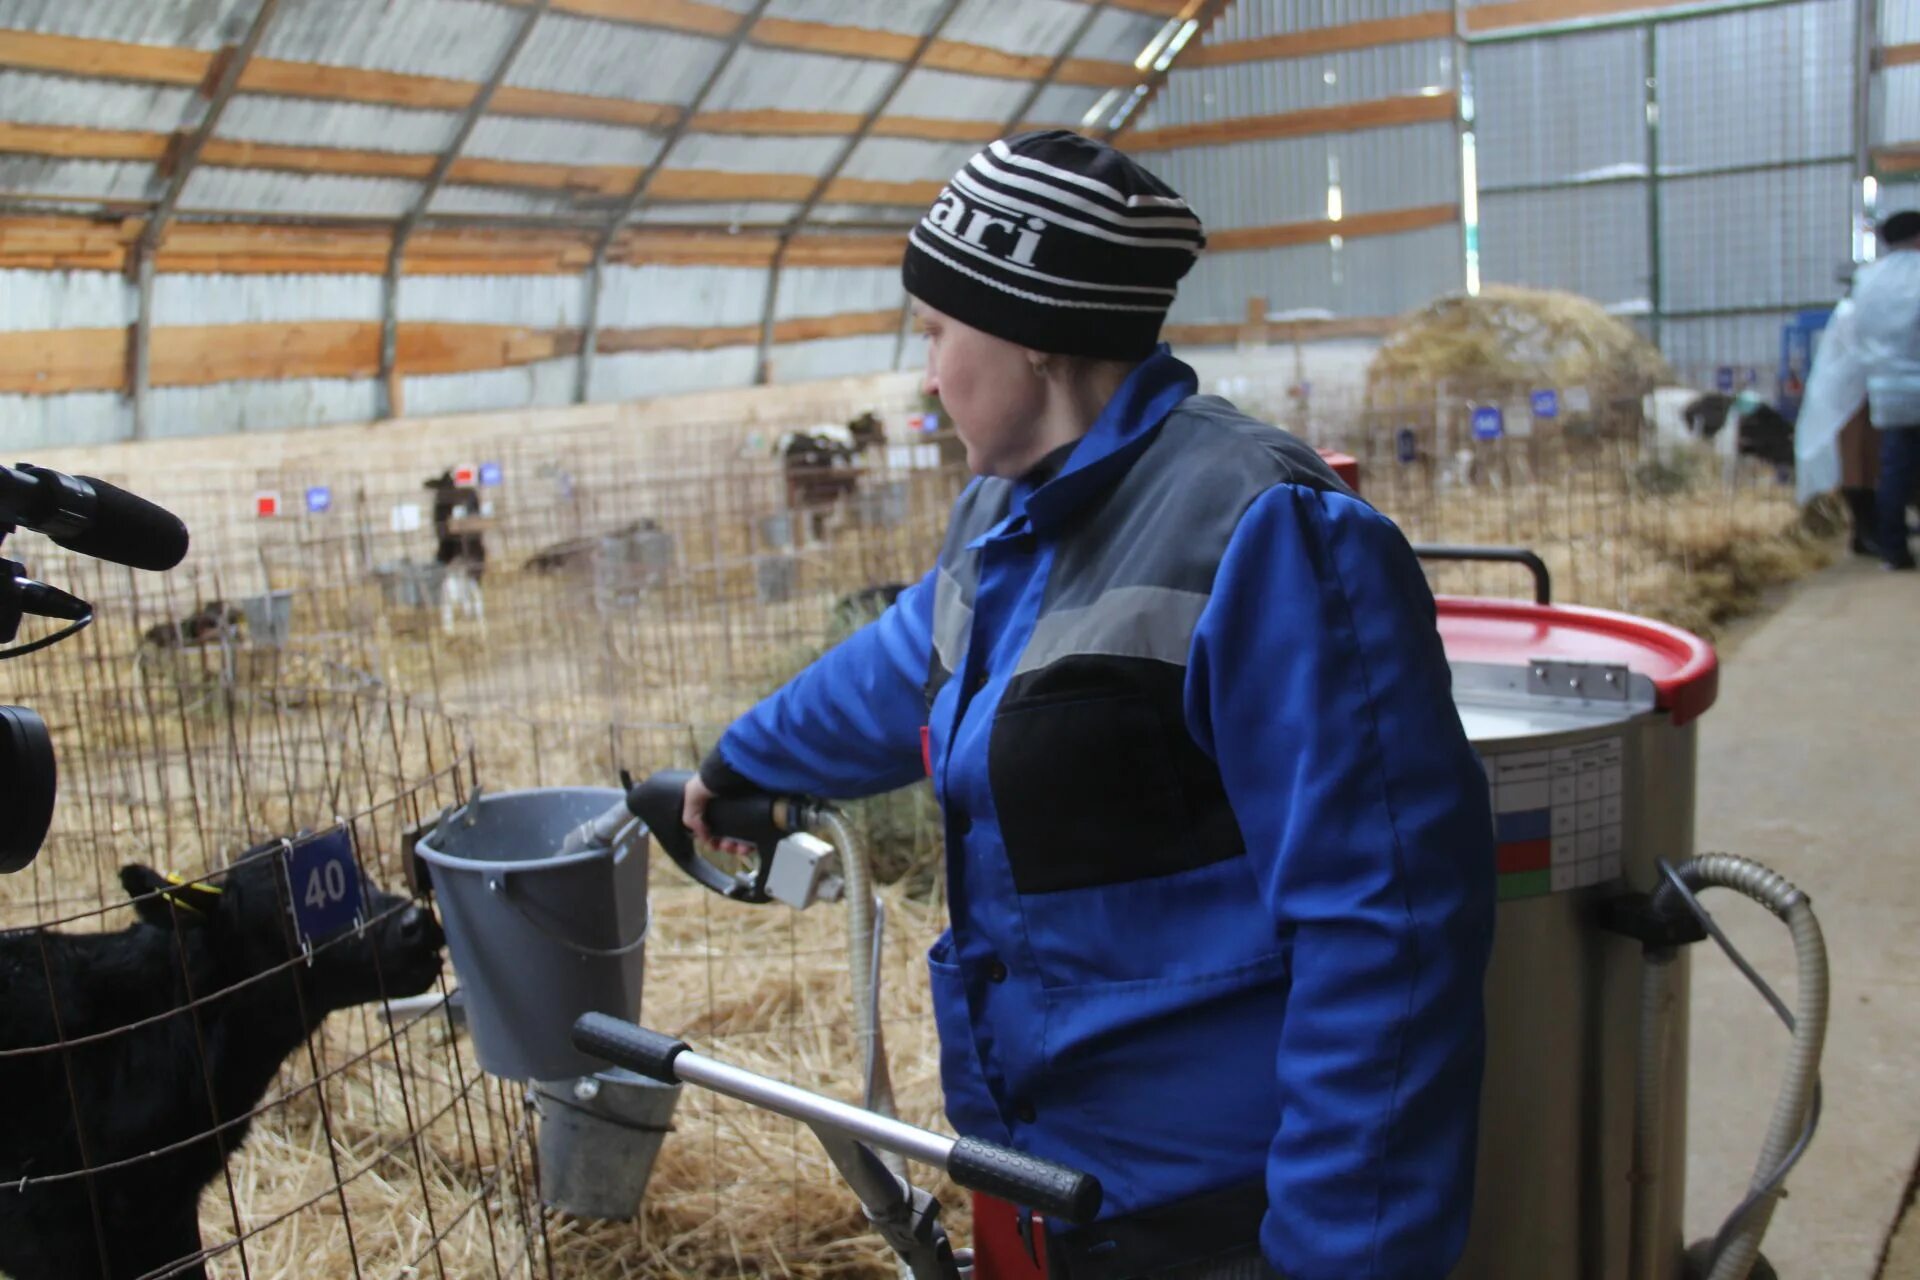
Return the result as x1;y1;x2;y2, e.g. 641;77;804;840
1684;555;1920;1278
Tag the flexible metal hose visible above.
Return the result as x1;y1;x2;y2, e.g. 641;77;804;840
1630;950;1680;1280
815;809;904;1180
1650;854;1828;1280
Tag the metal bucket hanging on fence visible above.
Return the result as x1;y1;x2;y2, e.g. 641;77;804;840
415;787;650;1082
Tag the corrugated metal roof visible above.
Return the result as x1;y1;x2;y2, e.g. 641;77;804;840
0;157;156;203
768;332;897;383
1479;183;1650;309
666;132;845;174
1659;162;1852;311
0;391;131;450
507;15;725;104
1656;0;1852;171
1876;65;1920;148
0;269;131;330
764;0;948;36
943;0;1114;59
589;346;759;401
888;66;1032;121
179;167;421;217
428;184;596;217
705;47;900;113
838;137;979;184
146;378;380;436
3;0;258;49
0;72;195;132
1211;0;1448;43
463;117;664;167
1143;39;1454;129
216;95;464;154
399;273;586;325
772;265;901;319
595;264;769;326
1473;27;1643;188
401;357;576;418
1026;83;1111;125
151;273;383;325
259;0;524;80
807;203;923;222
1072;7;1174;64
630;201;803;223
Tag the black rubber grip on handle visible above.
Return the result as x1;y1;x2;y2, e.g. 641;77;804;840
571;1013;688;1084
947;1136;1103;1225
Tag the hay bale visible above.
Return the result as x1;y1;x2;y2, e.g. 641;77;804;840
1369;286;1669;398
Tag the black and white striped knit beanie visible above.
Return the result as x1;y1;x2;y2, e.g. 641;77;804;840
902;130;1206;362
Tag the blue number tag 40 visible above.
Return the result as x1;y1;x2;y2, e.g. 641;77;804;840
285;826;365;952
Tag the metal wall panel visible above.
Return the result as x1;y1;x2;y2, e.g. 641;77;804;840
0;72;194;131
1337;120;1460;214
398;275;585;326
1169;241;1338;321
1658;162;1853;311
259;0;521;79
179;168;420;217
426;185;589;217
1472;28;1645;188
1656;0;1852;171
595;265;770;327
589;346;760;401
774;266;902;320
1880;66;1920;146
1659;310;1797;386
215;95;462;154
1881;0;1920;44
509;16;725;104
1340;221;1464;314
462;118;664;167
1879;179;1920;218
768;333;899;383
1142;40;1454;129
840;138;981;184
145;378;382;437
4;0;258;48
705;48;898;114
1479;183;1651;310
1146;122;1455;229
0;393;131;449
400;359;576;419
151;274;382;326
888;68;1032;121
1210;0;1449;43
0;270;132;330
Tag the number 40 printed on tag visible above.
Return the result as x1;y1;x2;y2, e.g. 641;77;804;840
285;827;365;951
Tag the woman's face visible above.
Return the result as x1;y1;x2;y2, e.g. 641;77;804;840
913;301;1048;478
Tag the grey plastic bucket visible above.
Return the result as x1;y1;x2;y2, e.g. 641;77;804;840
533;1068;682;1220
415;788;650;1082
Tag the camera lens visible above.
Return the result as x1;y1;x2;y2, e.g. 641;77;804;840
0;704;54;873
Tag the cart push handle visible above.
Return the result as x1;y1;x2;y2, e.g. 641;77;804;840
571;1013;1104;1225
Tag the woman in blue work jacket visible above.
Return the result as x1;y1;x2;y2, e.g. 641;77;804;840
686;131;1496;1280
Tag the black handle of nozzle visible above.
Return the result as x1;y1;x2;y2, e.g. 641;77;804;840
571;1012;688;1084
622;769;810;903
949;1136;1104;1225
1410;543;1552;606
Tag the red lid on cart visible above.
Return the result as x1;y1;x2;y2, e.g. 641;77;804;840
1436;596;1718;726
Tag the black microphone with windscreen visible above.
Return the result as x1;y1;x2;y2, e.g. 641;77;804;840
0;464;188;572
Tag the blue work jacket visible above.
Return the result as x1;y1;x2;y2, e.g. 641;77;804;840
709;348;1495;1279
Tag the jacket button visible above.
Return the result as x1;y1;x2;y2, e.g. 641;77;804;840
951;807;971;836
986;958;1008;983
1014;1101;1036;1124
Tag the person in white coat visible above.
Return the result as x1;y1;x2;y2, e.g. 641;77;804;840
1851;210;1920;569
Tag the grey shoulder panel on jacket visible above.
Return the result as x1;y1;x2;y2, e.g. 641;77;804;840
1155;395;1355;499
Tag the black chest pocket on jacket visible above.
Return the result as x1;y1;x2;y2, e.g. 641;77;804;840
988;689;1235;895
